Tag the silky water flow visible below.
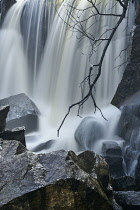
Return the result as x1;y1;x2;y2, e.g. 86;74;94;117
0;0;135;167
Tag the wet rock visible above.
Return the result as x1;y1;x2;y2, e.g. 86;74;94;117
135;154;140;179
0;140;113;209
0;93;40;134
119;90;140;107
102;141;122;156
112;176;140;191
0;105;9;132
113;191;140;209
0;0;16;24
117;104;140;143
112;26;140;107
32;140;56;153
135;2;140;25
0;127;26;146
112;199;123;210
112;63;140;108
117;104;140;177
104;156;125;178
75;117;105;150
124;147;138;176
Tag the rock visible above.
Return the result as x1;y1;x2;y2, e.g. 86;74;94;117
119;90;140;107
113;191;140;209
75;117;105;150
117;104;140;143
112;26;140;107
135;2;140;25
123;146;138;176
0;93;40;134
0;140;113;209
117;104;140;176
135;154;140;179
112;199;123;210
112;176;140;191
0;127;26;147
32;140;56;153
0;105;9;132
0;0;16;24
102;141;122;156
104;156;125;178
112;63;140;108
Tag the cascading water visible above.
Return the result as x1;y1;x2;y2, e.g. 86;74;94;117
0;0;135;157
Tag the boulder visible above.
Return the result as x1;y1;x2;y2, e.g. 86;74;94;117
112;176;140;191
75;117;105;150
104;156;125;178
0;140;113;209
0;105;9;132
113;191;140;209
0;93;40;134
0;127;26;147
102;141;122;156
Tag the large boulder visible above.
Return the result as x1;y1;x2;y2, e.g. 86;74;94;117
0;140;113;209
0;93;40;134
0;105;9;132
75;117;105;150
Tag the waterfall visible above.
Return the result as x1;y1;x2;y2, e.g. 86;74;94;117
0;0;135;153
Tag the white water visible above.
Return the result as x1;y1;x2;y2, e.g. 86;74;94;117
0;0;135;154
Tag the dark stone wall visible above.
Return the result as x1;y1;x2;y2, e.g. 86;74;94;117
112;2;140;107
0;0;16;24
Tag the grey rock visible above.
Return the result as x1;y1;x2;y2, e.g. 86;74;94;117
118;104;140;143
104;156;125;178
75;116;105;150
0;105;9;132
0;0;16;24
0;140;112;209
113;191;140;208
135;154;140;179
0;127;26;147
117;104;140;176
112;199;123;210
0;93;40;134
102;141;122;156
112;26;140;107
112;176;140;191
112;63;140;108
120;90;140;107
135;2;140;25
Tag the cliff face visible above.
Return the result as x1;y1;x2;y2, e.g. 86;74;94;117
0;0;16;24
112;1;140;107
